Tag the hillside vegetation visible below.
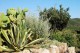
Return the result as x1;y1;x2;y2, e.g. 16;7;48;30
67;18;80;31
0;5;80;53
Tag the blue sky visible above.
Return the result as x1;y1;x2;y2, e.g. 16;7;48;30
0;0;80;18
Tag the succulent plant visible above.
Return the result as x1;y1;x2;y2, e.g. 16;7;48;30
6;8;28;24
7;8;16;16
0;8;44;52
16;8;28;24
0;20;44;52
0;13;10;27
22;8;28;12
9;15;17;24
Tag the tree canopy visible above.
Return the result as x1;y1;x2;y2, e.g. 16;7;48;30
39;5;70;31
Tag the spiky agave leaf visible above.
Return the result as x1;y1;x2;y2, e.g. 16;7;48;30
0;46;14;52
24;38;44;47
0;37;4;46
1;29;11;44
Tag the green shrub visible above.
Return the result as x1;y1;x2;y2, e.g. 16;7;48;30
39;5;70;31
41;39;61;48
50;29;78;47
77;34;80;48
25;17;50;41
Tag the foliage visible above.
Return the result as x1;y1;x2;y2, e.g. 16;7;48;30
77;34;80;48
1;21;43;51
66;18;80;51
67;18;80;31
39;5;70;31
25;17;50;41
49;29;78;47
41;39;62;48
0;6;80;52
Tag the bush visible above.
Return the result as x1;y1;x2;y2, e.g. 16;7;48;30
50;29;78;47
39;5;70;31
77;34;80;48
25;16;50;41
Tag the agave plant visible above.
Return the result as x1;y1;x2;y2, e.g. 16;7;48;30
1;20;44;51
0;8;44;52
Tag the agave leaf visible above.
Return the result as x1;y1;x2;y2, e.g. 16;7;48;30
20;31;28;48
16;28;20;45
0;46;14;52
27;31;32;40
24;38;44;47
1;29;11;44
0;37;4;46
9;28;15;44
12;24;18;44
21;31;28;44
27;30;33;41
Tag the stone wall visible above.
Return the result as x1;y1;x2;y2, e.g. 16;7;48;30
3;43;76;53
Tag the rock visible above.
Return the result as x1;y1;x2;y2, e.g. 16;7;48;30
39;48;50;53
49;45;59;53
30;48;39;53
23;49;30;53
30;48;50;53
62;43;68;52
11;51;22;53
58;43;68;53
11;50;30;53
68;47;76;53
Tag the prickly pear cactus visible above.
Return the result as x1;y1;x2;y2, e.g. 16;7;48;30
16;8;28;24
22;8;28;12
7;8;16;16
17;8;28;18
9;15;17;23
0;13;10;27
6;8;28;24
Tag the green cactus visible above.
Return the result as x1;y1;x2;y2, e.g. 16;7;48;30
22;8;28;12
6;8;28;24
7;8;16;16
0;13;10;27
16;8;28;24
17;8;28;18
9;15;17;23
22;8;28;16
